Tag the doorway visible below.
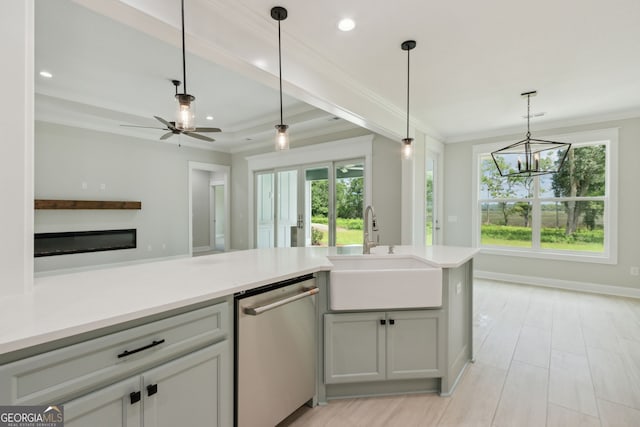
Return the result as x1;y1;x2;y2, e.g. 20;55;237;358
254;159;365;249
189;162;230;255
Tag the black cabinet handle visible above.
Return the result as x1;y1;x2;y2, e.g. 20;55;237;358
380;319;386;325
147;384;158;397
389;319;395;325
130;391;141;404
118;339;165;358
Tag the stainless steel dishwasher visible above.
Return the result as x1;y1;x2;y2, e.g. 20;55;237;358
234;274;318;427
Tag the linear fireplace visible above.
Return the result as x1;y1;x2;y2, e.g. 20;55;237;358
34;229;137;257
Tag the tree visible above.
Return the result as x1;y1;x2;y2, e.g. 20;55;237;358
336;177;363;219
311;180;328;217
480;157;534;225
551;145;605;234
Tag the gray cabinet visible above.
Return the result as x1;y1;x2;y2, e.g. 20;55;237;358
142;343;228;427
64;377;142;427
0;302;231;427
324;310;441;384
324;312;385;384
64;342;228;427
386;311;441;380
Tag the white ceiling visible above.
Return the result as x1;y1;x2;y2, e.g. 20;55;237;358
36;0;640;150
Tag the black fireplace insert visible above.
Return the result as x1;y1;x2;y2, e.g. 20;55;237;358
34;229;137;257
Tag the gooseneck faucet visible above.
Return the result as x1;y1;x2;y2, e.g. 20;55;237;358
363;205;379;254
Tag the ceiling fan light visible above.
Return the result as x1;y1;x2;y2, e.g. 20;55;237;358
175;93;196;131
275;124;289;151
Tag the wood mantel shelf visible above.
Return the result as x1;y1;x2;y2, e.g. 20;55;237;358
35;199;142;210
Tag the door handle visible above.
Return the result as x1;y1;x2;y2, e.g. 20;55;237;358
117;339;165;358
243;287;319;316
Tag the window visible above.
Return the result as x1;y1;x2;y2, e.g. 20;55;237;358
473;129;617;263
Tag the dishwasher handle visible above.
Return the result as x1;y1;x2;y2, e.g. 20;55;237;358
243;287;319;316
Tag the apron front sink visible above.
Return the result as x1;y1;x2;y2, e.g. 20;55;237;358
328;255;443;310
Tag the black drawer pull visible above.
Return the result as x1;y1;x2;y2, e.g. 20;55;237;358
147;384;158;396
380;319;386;325
130;391;141;404
118;339;165;358
389;319;395;325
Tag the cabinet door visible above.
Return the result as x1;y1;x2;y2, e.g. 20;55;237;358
324;312;385;384
63;377;142;427
386;311;441;380
142;341;229;427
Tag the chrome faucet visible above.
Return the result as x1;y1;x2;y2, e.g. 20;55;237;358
363;205;379;254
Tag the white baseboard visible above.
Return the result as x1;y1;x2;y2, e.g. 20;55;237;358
192;246;212;253
475;270;640;299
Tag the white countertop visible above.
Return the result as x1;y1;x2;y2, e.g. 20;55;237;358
0;245;477;356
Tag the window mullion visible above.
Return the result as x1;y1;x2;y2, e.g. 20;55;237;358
532;177;541;249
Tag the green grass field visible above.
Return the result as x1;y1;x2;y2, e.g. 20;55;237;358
481;236;604;252
313;225;363;246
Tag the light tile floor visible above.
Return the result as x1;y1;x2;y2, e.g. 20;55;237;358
279;279;640;427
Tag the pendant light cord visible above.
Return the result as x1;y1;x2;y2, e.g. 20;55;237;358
406;47;411;139
181;0;187;94
278;19;284;126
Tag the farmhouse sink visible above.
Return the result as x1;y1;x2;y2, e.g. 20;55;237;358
328;255;443;310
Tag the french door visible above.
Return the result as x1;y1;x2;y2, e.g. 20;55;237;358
255;159;365;248
426;149;441;245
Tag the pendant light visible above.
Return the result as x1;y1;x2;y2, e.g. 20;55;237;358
175;0;196;131
271;6;289;151
401;40;416;160
491;91;571;177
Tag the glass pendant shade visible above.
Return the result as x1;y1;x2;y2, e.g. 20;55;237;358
175;94;196;131
275;124;289;151
402;138;413;160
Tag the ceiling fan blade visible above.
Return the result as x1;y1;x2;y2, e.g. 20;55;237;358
120;124;165;130
154;116;173;128
159;132;174;140
183;132;215;142
193;127;222;133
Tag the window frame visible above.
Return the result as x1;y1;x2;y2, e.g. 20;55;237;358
471;128;618;264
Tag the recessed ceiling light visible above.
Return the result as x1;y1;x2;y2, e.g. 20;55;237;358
206;115;214;121
39;70;53;78
338;18;356;32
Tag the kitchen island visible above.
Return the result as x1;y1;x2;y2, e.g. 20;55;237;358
0;245;477;426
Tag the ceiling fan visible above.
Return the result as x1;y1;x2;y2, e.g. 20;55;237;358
121;80;221;142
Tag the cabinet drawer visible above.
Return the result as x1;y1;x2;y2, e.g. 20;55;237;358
0;302;228;405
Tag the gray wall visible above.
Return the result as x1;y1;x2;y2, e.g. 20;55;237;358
191;169;211;249
34;122;230;272
443;117;640;289
230;129;402;250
